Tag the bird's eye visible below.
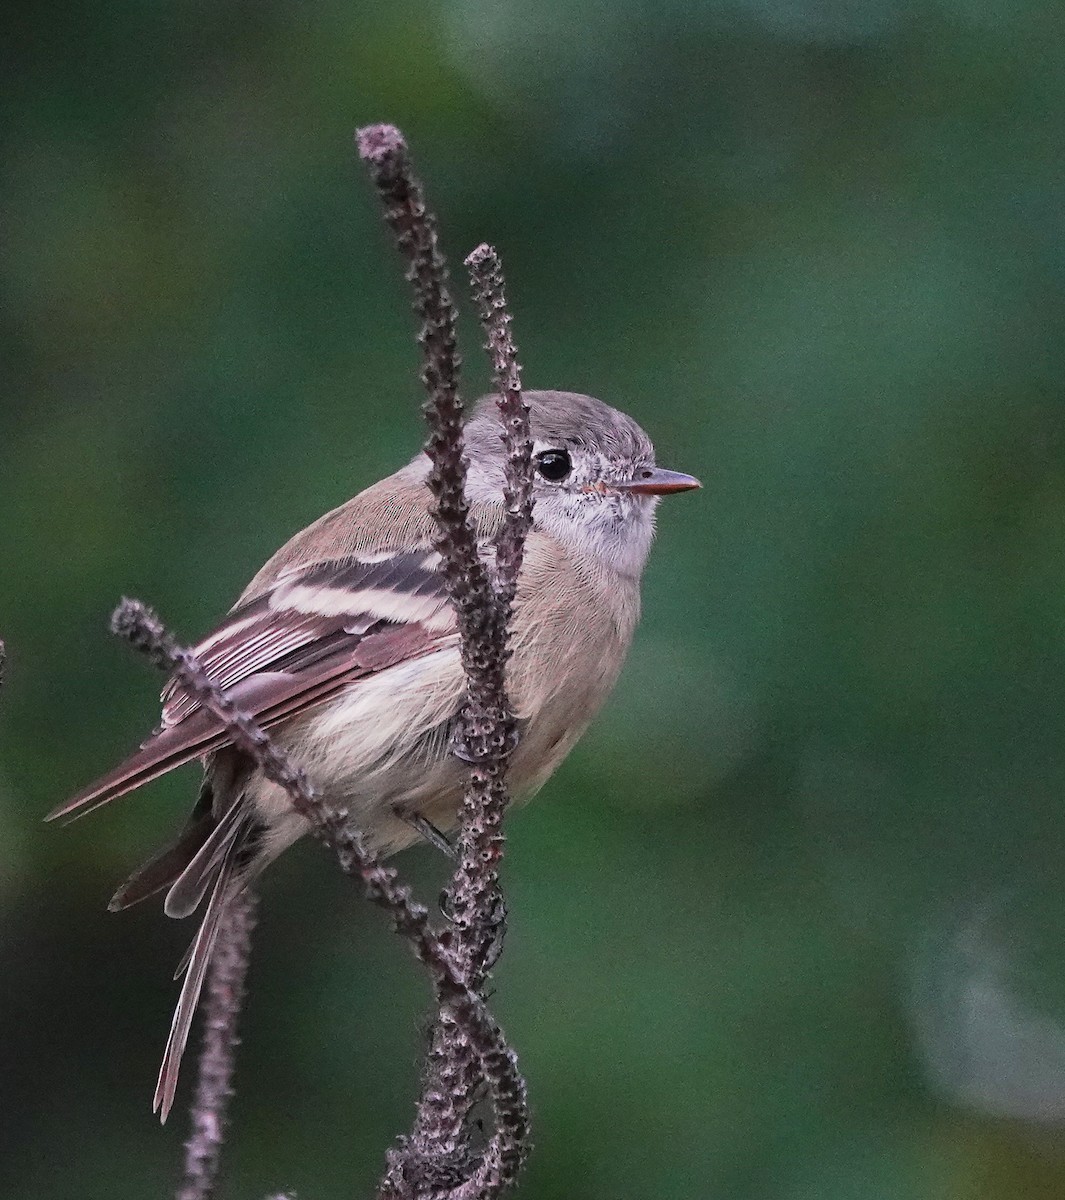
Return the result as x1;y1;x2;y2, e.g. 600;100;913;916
535;449;572;482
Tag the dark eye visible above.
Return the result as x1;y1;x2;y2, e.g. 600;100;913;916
535;449;572;482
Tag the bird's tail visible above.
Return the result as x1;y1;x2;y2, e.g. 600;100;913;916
151;794;257;1122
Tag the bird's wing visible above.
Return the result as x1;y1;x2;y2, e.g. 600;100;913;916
48;549;457;823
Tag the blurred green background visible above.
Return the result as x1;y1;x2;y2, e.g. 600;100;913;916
5;1;1065;1197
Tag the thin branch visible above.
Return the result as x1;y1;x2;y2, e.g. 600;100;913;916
177;888;258;1200
399;246;537;1172
444;243;533;986
357;127;534;1197
391;246;536;1191
467;242;534;617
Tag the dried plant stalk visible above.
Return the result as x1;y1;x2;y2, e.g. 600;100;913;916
467;242;534;616
446;242;533;986
177;888;258;1200
358;127;534;1197
395;245;536;1184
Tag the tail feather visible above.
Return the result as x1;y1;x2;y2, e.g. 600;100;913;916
172;933;196;982
153;824;250;1123
163;795;246;919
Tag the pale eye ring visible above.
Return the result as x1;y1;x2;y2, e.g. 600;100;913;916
535;449;572;482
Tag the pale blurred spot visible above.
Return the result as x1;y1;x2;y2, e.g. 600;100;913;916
909;893;1065;1126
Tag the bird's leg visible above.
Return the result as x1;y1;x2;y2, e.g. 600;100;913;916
400;810;458;860
400;792;508;975
398;809;506;967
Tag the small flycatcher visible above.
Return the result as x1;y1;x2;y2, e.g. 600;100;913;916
50;389;700;1117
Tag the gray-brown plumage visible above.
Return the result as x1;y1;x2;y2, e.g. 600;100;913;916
49;390;700;1119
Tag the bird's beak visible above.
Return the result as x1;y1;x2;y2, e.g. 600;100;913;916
614;467;702;496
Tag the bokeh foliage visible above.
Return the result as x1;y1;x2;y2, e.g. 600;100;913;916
5;1;1065;1197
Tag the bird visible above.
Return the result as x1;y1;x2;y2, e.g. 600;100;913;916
48;389;700;1119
